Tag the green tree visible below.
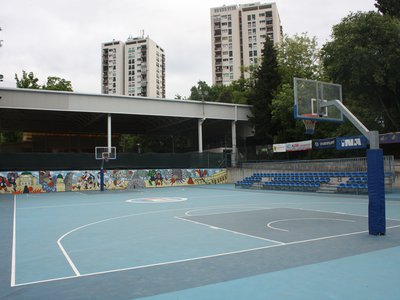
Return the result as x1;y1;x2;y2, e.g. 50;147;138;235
15;71;73;91
375;0;400;18
321;11;400;131
248;37;281;144
174;94;187;100
270;33;327;144
189;81;213;101
43;76;73;91
189;78;253;104
277;33;324;85
271;83;300;143
15;71;40;89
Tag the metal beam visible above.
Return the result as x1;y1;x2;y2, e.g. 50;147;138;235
0;88;252;122
321;100;379;149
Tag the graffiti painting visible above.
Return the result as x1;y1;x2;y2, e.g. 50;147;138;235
0;168;227;194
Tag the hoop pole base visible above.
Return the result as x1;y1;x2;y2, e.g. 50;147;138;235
100;168;104;192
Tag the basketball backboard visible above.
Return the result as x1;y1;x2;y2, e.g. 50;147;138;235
95;146;117;160
294;78;343;122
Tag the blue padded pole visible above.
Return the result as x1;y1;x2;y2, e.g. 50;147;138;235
100;163;104;192
367;149;386;235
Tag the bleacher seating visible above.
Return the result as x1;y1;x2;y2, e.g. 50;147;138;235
235;171;371;194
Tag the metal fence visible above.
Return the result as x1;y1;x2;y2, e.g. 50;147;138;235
0;152;229;171
240;156;395;175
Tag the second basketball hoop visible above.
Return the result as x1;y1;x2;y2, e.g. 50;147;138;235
302;114;317;135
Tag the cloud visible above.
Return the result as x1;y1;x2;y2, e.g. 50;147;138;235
0;0;376;97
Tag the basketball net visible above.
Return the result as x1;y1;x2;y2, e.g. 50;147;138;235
302;114;317;135
101;152;110;169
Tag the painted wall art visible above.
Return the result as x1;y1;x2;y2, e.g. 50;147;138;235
0;169;227;194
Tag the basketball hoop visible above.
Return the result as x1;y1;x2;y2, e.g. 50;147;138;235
102;152;110;163
302;114;318;135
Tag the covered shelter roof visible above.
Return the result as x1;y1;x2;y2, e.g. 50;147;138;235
0;88;253;148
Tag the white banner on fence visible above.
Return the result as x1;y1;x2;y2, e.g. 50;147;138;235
286;140;312;152
273;143;287;153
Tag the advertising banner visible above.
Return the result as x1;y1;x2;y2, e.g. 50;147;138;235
336;136;367;150
286;140;312;152
273;143;286;153
313;138;336;149
379;132;400;144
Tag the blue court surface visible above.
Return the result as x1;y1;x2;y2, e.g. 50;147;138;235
1;185;400;299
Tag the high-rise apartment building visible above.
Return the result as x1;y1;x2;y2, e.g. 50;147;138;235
101;40;125;95
210;2;282;86
101;36;166;98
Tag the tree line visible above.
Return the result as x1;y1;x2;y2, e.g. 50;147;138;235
189;0;400;150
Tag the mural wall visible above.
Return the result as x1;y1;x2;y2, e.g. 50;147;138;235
0;169;227;194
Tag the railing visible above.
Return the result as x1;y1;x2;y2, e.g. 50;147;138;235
240;156;395;176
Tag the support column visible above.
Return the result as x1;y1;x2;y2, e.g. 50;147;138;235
198;119;204;153
107;114;112;152
369;131;380;150
231;120;237;167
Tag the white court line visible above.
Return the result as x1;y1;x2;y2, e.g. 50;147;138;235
74;192;90;196
10;195;16;287
184;205;276;216
18;192;241;210
56;204;400;277
14;197;400;287
293;206;400;222
14;223;400;288
18;201;122;210
267;218;356;232
56;207;204;276
56;238;81;276
175;215;284;244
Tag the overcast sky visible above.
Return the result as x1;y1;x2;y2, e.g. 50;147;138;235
0;0;377;98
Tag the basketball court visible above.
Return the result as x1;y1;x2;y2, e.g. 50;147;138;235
0;76;398;299
1;185;400;299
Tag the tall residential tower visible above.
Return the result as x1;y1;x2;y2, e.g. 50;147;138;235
210;2;282;86
101;36;165;98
